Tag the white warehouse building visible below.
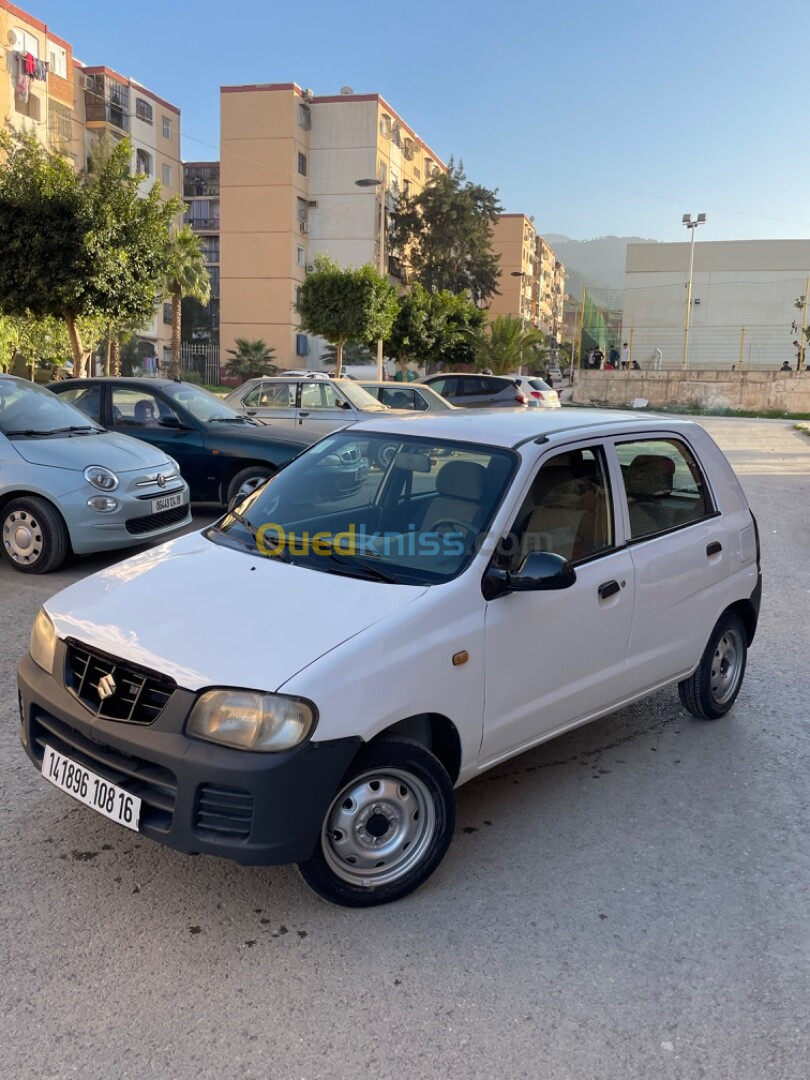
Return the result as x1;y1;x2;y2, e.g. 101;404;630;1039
622;239;810;371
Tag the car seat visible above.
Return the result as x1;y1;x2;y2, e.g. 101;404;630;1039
133;399;156;424
420;460;487;535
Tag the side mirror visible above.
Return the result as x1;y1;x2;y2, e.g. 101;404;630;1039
158;415;181;429
482;551;576;601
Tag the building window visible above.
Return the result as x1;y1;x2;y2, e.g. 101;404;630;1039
298;104;311;130
135;98;153;124
162;115;172;139
47;100;72;146
11;27;39;56
298;152;307;177
48;43;67;79
15;93;41;121
162;164;172;187
163;303;172;325
163;346;172;368
297;247;305;266
135;148;153;177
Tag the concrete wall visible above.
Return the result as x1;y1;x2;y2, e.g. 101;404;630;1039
572;369;810;414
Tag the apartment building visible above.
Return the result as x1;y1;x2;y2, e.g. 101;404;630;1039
220;82;445;369
182;161;220;346
489;214;541;328
0;0;75;158
537;236;566;342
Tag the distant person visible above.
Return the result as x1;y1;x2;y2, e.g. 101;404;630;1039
630;359;640;370
609;345;620;368
780;360;792;372
592;347;604;369
603;356;615;370
621;342;630;368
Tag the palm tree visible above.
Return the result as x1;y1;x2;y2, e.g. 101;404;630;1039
164;226;210;379
225;338;279;381
468;315;547;375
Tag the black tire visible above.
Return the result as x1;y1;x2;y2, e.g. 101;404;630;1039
298;738;456;907
1;496;70;574
373;440;400;470
225;465;273;505
678;610;747;720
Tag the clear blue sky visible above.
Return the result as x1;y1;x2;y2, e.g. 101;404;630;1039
33;0;810;243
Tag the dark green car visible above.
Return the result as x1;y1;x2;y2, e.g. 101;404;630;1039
47;378;366;504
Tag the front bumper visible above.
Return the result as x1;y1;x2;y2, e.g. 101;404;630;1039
64;485;192;555
18;649;360;866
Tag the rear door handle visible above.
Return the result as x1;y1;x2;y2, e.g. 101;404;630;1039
707;541;722;557
598;580;621;600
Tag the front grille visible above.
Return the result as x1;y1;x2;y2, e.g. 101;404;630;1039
136;485;184;501
339;447;361;464
135;472;179;488
125;504;188;535
65;642;175;725
31;712;176;832
195;784;254;841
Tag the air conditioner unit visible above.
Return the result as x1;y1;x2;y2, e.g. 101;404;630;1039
82;74;95;91
307;200;318;208
303;88;314;103
306;264;314;272
300;221;308;233
8;29;21;48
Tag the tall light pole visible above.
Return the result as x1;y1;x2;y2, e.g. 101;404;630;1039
511;271;528;374
681;212;707;369
355;177;386;379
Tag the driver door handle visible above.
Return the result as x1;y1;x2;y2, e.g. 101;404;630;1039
706;541;722;557
598;580;621;600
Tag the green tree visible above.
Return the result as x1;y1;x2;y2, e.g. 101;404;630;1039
385;283;444;375
0;130;180;377
389;160;502;303
164;225;211;379
466;315;547;375
296;254;398;376
225;338;279;380
424;291;488;370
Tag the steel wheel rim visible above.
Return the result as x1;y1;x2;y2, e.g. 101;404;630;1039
377;443;398;469
3;510;43;565
710;627;744;705
321;767;436;887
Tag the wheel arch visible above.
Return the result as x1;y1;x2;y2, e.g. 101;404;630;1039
726;598;758;646
369;712;462;785
0;488;72;544
218;460;278;504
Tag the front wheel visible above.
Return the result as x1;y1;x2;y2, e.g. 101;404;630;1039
298;739;455;907
678;610;747;720
1;497;69;574
225;465;273;505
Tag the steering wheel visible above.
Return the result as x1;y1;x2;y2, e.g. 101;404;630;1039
429;519;476;542
112;406;123;423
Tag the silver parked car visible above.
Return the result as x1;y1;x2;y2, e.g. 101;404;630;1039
358;381;457;412
420;372;529;408
225;376;410;467
0;375;190;573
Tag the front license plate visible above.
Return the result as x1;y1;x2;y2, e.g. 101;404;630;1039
41;745;141;831
151;491;184;514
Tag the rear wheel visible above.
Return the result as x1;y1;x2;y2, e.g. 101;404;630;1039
373;441;400;470
1;497;69;574
678;611;747;719
225;465;273;505
298;739;455;907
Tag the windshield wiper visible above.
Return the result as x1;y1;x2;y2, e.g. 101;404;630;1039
224;507;292;561
208;416;249;424
4;428;53;437
8;425;99;436
322;546;401;584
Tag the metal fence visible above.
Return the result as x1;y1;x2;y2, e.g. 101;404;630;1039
180;343;220;385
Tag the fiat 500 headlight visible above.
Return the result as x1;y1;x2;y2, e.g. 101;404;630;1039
29;608;57;674
187;690;317;752
84;465;119;491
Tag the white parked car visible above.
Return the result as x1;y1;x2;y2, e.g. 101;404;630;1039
508;375;561;408
19;409;761;906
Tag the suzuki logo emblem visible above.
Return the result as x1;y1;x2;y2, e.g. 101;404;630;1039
96;673;117;701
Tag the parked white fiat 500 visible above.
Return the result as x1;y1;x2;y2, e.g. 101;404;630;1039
18;409;761;906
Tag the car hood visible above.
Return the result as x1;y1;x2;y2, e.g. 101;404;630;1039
223;421;315;448
11;430;171;471
44;532;428;692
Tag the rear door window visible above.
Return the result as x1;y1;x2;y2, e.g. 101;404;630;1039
615;437;713;540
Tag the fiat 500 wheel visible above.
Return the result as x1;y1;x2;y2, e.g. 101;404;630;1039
298;739;455;907
1;497;69;574
678;610;747;720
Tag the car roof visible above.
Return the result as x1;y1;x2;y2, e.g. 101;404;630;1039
423;372;515;381
50;377;179;388
343;407;701;449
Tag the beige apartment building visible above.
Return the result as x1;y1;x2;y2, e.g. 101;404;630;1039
1;0;182;368
220;83;445;369
489;215;565;342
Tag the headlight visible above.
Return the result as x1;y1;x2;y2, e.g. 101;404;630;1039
187;690;317;752
30;608;57;675
84;465;119;491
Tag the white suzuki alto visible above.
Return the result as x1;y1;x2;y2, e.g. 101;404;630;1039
18;409;762;907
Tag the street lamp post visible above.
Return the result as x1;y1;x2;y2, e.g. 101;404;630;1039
355;177;387;379
681;212;707;369
511;270;528;373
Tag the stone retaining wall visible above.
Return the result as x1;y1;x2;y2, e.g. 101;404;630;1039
571;369;810;413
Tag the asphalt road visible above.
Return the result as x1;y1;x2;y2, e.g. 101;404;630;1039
1;419;808;1080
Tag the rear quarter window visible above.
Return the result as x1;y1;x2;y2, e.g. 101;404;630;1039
615;437;713;540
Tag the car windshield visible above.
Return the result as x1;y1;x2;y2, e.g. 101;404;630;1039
0;378;102;436
333;380;388;411
208;431;516;585
162;382;244;422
